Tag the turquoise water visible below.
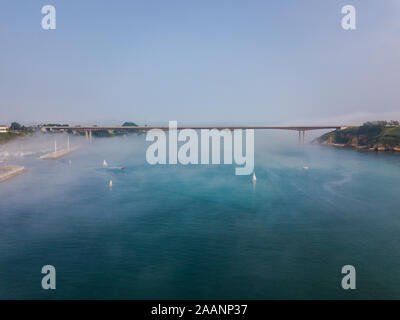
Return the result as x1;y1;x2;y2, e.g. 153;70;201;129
1;133;400;299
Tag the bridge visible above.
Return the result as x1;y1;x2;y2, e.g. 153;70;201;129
42;125;342;144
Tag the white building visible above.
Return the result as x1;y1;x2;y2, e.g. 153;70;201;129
0;126;9;133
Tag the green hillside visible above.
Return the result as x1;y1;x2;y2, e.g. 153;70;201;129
315;121;400;152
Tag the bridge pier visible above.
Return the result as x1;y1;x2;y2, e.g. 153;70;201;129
298;130;306;145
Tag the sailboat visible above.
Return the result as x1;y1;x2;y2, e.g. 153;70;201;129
103;160;108;167
252;172;257;183
109;180;113;188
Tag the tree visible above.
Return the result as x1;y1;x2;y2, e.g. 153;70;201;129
10;122;22;130
122;122;138;127
44;124;69;127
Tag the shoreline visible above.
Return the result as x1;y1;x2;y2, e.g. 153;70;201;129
317;142;400;154
0;165;26;183
40;147;79;160
0;132;28;145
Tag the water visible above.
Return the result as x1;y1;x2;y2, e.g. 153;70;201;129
1;132;400;299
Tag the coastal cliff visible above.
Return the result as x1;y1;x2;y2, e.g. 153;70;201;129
314;121;400;152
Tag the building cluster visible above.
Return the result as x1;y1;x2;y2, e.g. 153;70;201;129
0;126;9;133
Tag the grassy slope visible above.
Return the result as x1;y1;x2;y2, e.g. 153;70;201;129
316;126;400;149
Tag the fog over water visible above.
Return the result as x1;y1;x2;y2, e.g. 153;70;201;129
1;131;400;299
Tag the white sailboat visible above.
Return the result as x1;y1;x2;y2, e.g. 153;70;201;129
252;172;257;182
103;160;108;167
109;180;113;188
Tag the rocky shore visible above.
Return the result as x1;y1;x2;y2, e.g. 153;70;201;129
319;141;400;153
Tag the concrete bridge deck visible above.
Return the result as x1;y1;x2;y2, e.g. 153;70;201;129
43;125;342;145
43;125;342;132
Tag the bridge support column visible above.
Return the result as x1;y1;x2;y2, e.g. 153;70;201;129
298;130;306;145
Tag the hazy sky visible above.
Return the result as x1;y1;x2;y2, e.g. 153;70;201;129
1;0;399;125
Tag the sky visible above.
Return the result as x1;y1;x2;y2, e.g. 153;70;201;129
1;0;399;125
